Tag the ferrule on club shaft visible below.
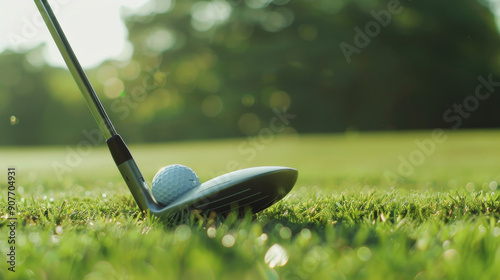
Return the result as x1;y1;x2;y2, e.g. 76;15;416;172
106;135;157;213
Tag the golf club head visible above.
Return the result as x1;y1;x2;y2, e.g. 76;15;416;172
109;135;298;218
158;166;298;217
114;151;298;218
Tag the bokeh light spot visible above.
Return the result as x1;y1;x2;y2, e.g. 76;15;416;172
493;227;500;237
239;229;248;238
153;71;168;88
262;11;286;32
10;115;19;125
119;60;141;81
152;88;181;109
156;0;174;13
97;65;118;85
357;247;372;261
175;62;199;84
28;232;42;246
262;8;294;32
241;94;255;107
466;182;475;192
256;233;268;246
104;78;124;99
207;227;217;238
222;234;236;247
198;72;220;93
265;244;289;268
202;95;224;117
246;0;272;9
26;48;46;68
55;225;63;235
300;228;312;240
146;28;176;53
191;0;232;31
279;227;292;239
443;249;460;263
175;224;192;242
51;235;60;244
298;24;318;41
238;113;260;135
269;90;291;108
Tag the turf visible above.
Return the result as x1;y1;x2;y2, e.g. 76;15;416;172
1;130;500;279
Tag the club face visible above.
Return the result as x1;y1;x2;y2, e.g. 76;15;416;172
150;166;298;217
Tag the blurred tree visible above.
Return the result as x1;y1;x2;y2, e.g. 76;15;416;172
1;48;98;145
2;0;500;145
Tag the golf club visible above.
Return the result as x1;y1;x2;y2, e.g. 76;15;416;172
35;0;298;218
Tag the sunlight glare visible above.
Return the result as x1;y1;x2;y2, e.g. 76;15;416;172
0;0;150;68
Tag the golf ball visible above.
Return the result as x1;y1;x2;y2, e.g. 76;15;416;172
152;164;200;206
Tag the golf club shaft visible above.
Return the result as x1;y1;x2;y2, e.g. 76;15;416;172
35;0;117;139
36;0;157;213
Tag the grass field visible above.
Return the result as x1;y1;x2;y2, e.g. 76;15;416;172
1;130;500;279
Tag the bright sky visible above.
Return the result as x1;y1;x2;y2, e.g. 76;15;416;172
0;0;153;68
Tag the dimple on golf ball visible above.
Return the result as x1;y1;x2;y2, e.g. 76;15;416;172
152;164;200;206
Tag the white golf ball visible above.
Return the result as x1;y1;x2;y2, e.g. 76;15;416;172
152;164;200;206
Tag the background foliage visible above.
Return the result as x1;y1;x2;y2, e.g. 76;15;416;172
2;0;500;145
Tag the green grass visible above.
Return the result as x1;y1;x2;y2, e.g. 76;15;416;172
2;130;500;279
